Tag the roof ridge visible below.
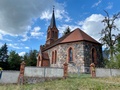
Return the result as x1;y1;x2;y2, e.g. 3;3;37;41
43;28;101;51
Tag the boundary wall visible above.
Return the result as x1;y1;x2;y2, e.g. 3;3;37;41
96;68;120;77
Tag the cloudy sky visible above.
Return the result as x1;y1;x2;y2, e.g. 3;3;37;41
0;0;120;56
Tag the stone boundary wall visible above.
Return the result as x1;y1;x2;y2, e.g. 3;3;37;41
24;66;63;77
0;70;20;84
96;68;120;77
24;67;64;84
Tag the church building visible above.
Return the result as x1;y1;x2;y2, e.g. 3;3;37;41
37;8;103;73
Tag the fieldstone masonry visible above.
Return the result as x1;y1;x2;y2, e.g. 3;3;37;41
45;41;103;73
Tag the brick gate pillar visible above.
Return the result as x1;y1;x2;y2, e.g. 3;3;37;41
18;61;26;84
90;63;96;78
63;62;68;79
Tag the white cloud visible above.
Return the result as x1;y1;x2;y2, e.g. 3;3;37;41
21;26;30;41
0;42;3;47
30;26;44;37
40;8;71;22
92;0;102;8
25;47;30;49
0;33;3;40
4;39;12;42
115;19;120;29
40;10;52;20
77;14;120;43
0;0;63;36
19;52;26;56
78;14;105;41
8;43;22;49
21;34;29;41
106;2;113;9
58;14;105;42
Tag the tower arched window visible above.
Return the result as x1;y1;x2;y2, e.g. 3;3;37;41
68;47;73;62
55;32;57;38
52;31;54;38
47;31;50;39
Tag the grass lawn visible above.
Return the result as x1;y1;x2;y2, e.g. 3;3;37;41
0;74;120;90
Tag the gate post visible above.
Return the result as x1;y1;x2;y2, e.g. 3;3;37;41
18;61;26;84
63;62;68;79
90;63;96;78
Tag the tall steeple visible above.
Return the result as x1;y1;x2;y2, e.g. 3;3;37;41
46;6;59;45
49;6;56;28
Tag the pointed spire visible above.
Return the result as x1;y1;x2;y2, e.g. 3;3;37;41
49;5;56;28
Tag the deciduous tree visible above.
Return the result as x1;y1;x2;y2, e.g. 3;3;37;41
100;10;120;59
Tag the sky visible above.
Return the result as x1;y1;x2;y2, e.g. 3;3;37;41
0;0;120;56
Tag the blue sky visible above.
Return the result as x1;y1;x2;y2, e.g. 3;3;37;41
0;0;120;56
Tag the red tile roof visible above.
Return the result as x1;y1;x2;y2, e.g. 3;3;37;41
43;28;101;51
61;28;99;44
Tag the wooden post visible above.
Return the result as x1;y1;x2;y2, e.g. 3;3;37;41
90;63;96;78
63;62;68;79
18;61;26;84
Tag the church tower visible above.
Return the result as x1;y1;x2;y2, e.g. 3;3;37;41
46;7;59;45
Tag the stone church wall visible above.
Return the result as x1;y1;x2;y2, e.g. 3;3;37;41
44;41;103;73
83;41;103;67
45;41;85;73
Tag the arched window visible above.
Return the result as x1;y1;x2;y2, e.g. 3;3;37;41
55;32;57;38
91;48;97;64
68;47;73;62
52;51;54;64
55;50;57;64
52;31;54;37
38;56;41;66
47;31;50;39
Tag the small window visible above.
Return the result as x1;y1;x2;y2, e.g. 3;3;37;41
55;50;57;64
68;47;73;62
52;51;54;64
91;48;97;64
55;32;57;38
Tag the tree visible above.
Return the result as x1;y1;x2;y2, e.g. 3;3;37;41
0;43;9;69
63;26;71;36
115;38;120;54
8;50;22;70
100;10;120;59
23;50;38;66
0;43;8;62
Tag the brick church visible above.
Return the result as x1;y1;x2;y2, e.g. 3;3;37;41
37;8;103;73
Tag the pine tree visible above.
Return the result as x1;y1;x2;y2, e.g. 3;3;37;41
23;50;38;66
63;26;71;36
0;43;9;69
0;43;8;62
8;50;22;70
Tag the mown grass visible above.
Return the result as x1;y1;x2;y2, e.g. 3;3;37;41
0;74;120;90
